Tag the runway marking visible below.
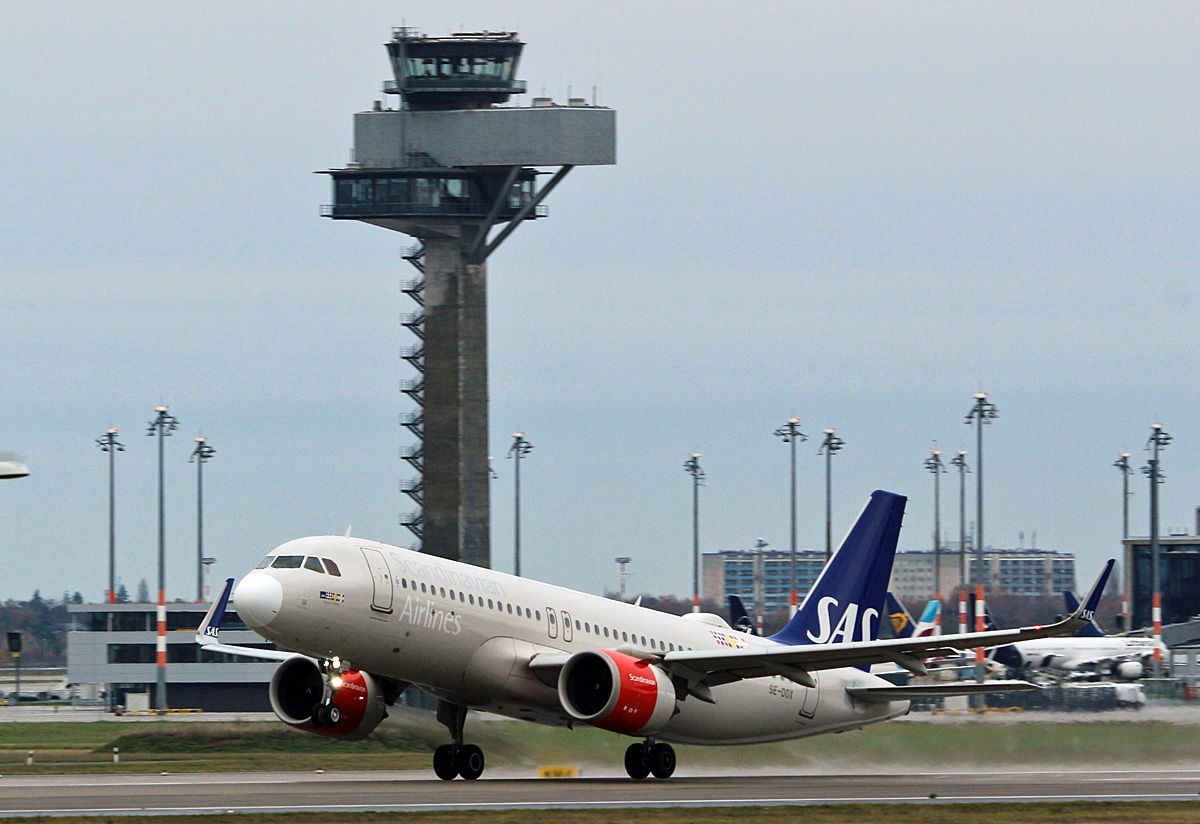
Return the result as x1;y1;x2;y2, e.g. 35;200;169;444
6;792;1200;817
6;766;1200;787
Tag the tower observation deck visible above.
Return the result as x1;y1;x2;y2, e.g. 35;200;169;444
322;29;615;569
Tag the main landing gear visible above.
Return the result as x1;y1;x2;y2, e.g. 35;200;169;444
433;700;485;780
624;740;676;780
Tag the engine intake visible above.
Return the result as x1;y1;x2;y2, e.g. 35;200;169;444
269;657;387;740
557;649;676;735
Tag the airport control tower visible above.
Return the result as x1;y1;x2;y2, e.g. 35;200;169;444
322;29;615;568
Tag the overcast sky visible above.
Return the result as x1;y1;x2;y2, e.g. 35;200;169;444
2;3;1197;603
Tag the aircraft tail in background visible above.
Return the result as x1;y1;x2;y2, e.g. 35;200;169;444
727;594;757;635
1063;591;1106;638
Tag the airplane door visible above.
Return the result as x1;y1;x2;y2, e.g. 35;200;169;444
546;608;558;639
360;547;394;613
561;611;573;643
798;672;820;719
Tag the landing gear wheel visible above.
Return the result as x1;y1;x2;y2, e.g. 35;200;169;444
648;743;676;779
456;744;485;780
624;743;650;780
311;703;340;726
433;744;459;780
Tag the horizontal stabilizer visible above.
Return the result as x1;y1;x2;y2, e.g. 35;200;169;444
846;679;1038;704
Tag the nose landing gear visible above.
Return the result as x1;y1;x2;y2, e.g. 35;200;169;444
624;740;676;779
434;700;485;780
310;702;341;726
310;656;347;727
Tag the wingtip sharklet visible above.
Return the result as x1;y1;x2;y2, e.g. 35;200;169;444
1073;559;1114;625
196;578;235;646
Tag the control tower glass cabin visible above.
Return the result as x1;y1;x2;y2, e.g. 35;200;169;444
322;31;544;228
385;30;527;109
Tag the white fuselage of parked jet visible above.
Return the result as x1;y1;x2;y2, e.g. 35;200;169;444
1006;635;1165;675
235;536;907;745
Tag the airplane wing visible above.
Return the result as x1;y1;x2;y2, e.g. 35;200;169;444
195;578;299;662
661;559;1114;690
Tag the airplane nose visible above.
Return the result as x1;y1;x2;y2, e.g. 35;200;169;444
234;572;283;629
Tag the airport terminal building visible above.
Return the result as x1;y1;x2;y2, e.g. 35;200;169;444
701;548;828;615
704;546;1077;608
67;603;278;711
890;548;1077;601
1125;534;1200;630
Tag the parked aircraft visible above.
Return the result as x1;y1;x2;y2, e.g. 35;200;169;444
200;489;1112;780
991;591;1165;680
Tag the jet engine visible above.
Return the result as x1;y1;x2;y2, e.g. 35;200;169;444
557;649;676;735
1114;660;1145;680
269;657;387;740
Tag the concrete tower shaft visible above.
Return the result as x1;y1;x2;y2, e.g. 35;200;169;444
421;241;489;567
323;28;615;569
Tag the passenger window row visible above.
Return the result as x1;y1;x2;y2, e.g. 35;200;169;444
570;618;690;652
399;578;542;623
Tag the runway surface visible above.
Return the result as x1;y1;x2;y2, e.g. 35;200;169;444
1;767;1198;816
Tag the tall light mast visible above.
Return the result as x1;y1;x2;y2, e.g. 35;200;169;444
950;448;969;590
817;429;844;561
684;454;705;613
1113;452;1133;629
189;437;217;602
95;428;124;606
924;449;946;608
1143;424;1171;676
963;393;997;584
774;417;806;616
146;405;178;710
507;433;532;577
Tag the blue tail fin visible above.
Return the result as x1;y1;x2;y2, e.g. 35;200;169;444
1063;590;1105;637
770;490;906;646
884;592;914;639
727;594;757;635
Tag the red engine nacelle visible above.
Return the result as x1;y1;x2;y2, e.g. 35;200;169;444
269;658;387;741
557;649;677;735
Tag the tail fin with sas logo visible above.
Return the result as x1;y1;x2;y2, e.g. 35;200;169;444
1063;590;1106;638
770;490;906;646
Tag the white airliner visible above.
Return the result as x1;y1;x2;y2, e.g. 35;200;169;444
991;592;1165;680
199;490;1112;780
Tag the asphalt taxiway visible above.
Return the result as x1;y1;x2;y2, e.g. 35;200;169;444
0;767;1198;816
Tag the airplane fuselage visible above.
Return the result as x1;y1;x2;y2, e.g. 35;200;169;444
1005;636;1165;673
236;536;907;745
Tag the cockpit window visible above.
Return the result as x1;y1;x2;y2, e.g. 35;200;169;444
303;557;325;573
271;555;304;569
322;558;341;577
256;555;273;569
